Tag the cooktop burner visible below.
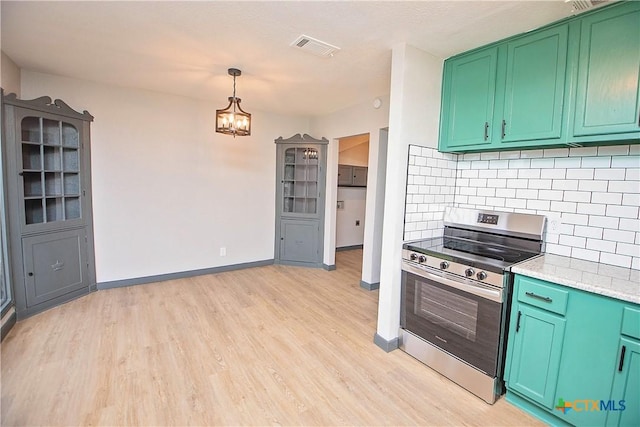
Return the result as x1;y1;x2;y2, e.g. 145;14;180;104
403;235;539;273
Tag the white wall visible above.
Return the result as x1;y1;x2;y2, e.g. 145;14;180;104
1;51;21;96
339;142;369;166
376;44;443;344
336;187;366;248
21;71;309;283
310;95;390;283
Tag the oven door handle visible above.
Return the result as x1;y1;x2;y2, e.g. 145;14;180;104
402;261;503;303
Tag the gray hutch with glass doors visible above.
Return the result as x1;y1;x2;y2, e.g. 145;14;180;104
274;134;328;267
2;93;96;319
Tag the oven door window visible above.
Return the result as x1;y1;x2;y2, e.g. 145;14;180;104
402;270;502;377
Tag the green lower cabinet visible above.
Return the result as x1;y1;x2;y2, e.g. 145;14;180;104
505;274;639;427
607;338;640;427
508;304;566;409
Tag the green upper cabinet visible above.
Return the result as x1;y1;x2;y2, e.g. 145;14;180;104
572;2;640;139
439;1;640;153
502;26;568;144
439;47;498;150
439;25;569;152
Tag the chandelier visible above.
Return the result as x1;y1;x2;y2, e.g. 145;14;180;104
216;68;251;137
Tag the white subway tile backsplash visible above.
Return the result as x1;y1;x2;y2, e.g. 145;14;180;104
477;187;496;197
555;157;582;168
528;179;553;190
509;159;531;169
461;169;479;178
577;203;606;216
550;201;577;213
566;168;594;180
506;198;527;209
498;169;518;179
552;180;579;191
606;205;639;219
609;180;640;193
598;146;630;156
528;200;551;211
519;169;541;179
569;147;598;157
405;144;639;270
619;218;640;232
586;238;616;253
500;151;521;160
581;156;611;168
519;150;544;159
559;235;586;248
544;148;569;158
578;180;608;192
599;253;632;269
546;243;572;256
603;229;636;244
627;169;640;181
574;225;603;239
480;152;501;160
409;146;422;155
563;191;591;203
515;189;536;200
594;168;625;181
616;242;640;257
572;247;601;262
611;155;640;168
489;159;510;169
589;215;619;229
507;180;528;189
471;160;490;169
530;158;556;169
538;190;564;201
496;188;516;198
562;213;589;225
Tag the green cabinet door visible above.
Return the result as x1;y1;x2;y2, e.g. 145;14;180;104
502;25;568;143
439;47;498;150
507;303;566;409
573;2;640;137
607;338;640;427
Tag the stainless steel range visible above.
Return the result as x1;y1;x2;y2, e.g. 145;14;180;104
400;207;546;404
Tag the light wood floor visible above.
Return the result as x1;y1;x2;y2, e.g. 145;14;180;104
1;250;541;426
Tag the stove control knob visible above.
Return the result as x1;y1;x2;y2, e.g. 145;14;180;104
477;271;488;281
440;261;449;270
418;255;427;263
410;253;418;261
465;268;475;277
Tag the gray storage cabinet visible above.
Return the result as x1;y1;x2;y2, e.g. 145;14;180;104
274;134;328;267
337;164;367;187
2;94;96;318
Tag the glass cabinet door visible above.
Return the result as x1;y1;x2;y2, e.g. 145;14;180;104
20;116;81;227
282;147;319;215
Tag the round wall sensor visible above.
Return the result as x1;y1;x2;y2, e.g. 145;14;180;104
373;98;382;109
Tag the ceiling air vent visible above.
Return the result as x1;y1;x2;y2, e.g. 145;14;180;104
567;0;609;13
290;35;340;58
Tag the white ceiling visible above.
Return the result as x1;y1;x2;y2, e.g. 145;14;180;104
1;1;590;117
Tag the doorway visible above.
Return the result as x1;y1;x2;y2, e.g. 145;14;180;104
336;134;369;252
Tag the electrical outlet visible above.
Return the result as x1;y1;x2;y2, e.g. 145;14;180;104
220;247;227;256
355;220;360;226
548;217;561;233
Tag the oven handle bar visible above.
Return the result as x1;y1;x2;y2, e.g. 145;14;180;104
402;261;503;303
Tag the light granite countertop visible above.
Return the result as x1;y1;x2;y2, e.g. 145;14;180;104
511;253;640;305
